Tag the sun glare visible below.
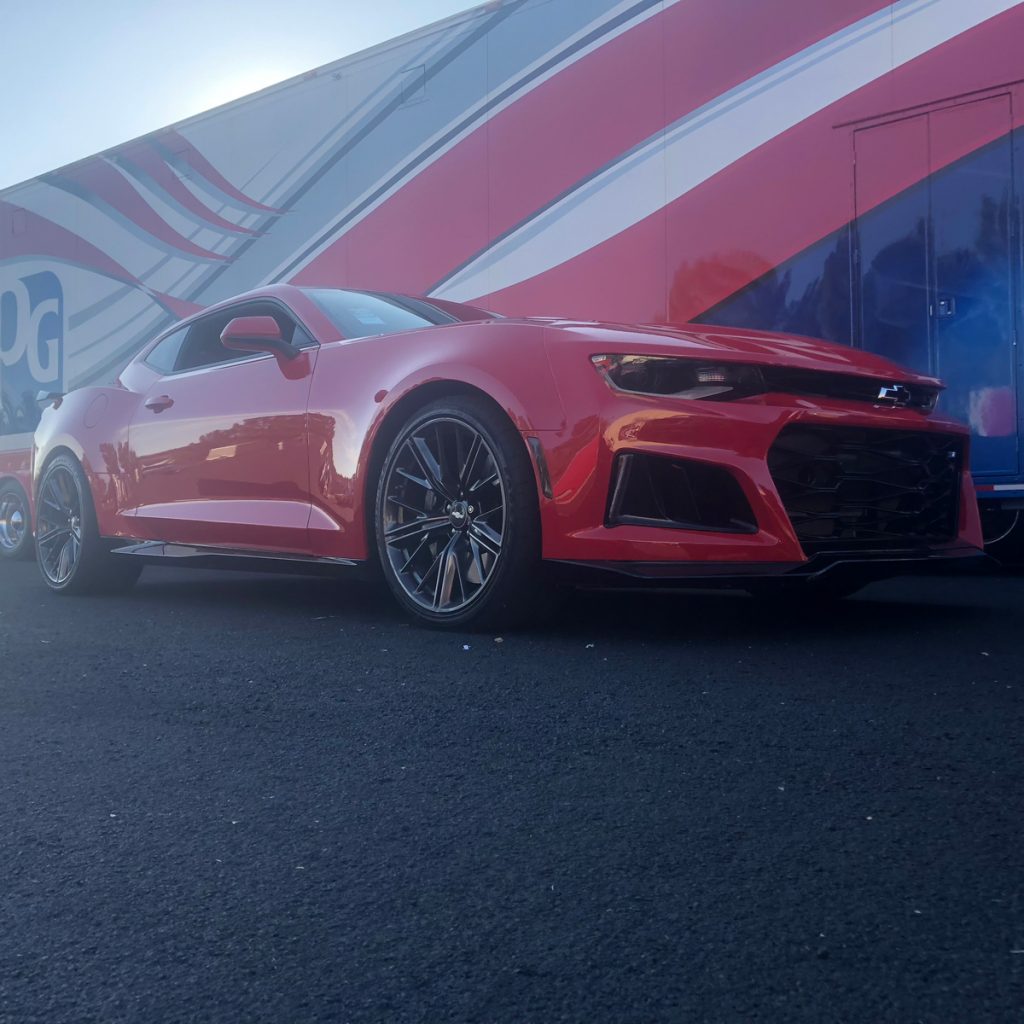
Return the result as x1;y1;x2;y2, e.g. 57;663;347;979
191;67;298;114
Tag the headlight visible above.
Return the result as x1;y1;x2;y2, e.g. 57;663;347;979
591;355;765;401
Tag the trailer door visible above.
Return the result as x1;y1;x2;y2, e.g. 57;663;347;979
929;96;1017;478
854;95;1018;478
855;114;932;379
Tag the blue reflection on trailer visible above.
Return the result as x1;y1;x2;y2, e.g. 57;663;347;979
700;104;1023;550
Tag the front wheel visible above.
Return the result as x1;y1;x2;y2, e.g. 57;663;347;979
35;454;142;595
375;396;544;629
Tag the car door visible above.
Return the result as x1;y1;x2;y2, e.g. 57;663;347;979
125;301;318;553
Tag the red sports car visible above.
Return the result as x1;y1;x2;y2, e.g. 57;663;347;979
32;284;983;627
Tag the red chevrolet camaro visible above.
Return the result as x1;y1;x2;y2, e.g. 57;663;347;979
31;284;983;627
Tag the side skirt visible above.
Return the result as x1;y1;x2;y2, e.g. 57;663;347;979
109;540;368;579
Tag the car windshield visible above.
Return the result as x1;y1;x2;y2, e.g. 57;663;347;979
304;288;491;339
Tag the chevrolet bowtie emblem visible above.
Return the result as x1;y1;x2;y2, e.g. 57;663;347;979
877;384;911;406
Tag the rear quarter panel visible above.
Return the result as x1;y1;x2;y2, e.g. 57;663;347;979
34;387;143;536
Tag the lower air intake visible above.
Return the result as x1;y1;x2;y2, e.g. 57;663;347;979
767;425;962;553
607;452;757;533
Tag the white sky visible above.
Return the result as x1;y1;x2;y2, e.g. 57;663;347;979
0;0;474;190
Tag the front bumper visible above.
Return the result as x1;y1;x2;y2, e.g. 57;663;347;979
534;388;984;569
549;545;988;591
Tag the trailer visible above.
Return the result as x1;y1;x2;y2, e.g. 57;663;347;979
3;0;1024;556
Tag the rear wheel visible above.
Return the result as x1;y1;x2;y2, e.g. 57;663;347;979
0;479;32;561
375;396;544;629
35;454;141;595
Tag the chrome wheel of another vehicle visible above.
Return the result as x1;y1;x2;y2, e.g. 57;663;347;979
381;416;506;615
0;486;29;557
36;466;83;585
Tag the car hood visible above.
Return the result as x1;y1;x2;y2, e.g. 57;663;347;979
529;319;943;388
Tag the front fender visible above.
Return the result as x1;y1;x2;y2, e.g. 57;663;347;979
305;323;566;561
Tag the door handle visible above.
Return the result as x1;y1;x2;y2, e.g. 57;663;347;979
145;395;174;413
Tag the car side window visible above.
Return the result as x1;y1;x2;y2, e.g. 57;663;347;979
173;304;304;374
144;327;189;374
292;323;315;348
175;319;244;373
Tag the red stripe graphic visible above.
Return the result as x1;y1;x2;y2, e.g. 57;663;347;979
57;161;228;261
482;5;1024;323
118;141;260;236
159;130;281;213
0;201;201;319
293;0;889;293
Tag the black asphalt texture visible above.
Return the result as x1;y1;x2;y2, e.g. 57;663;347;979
1;561;1022;1024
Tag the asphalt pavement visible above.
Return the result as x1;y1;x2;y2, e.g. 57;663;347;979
0;560;1022;1023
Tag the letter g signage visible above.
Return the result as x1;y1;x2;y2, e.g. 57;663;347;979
0;271;64;388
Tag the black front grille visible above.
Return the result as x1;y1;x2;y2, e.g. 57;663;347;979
767;426;962;553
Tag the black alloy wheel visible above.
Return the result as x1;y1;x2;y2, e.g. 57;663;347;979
36;464;84;585
35;454;141;595
375;396;544;629
0;480;32;560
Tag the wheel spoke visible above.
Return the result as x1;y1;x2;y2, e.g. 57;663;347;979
385;516;449;544
409;436;454;501
56;470;74;511
43;546;59;576
459;434;483;491
395;467;432;492
414;540;449;597
435;423;457;495
468;469;499;494
399;533;432;574
467;535;487;587
37;526;70;547
387;495;429;517
56;539;73;582
470;521;502;556
432;535;461;610
473;505;503;522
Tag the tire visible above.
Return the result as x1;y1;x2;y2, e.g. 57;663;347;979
35;454;142;595
0;479;33;561
374;395;544;629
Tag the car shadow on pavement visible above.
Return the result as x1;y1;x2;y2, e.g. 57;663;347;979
548;585;1009;645
123;566;1019;648
131;568;400;623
